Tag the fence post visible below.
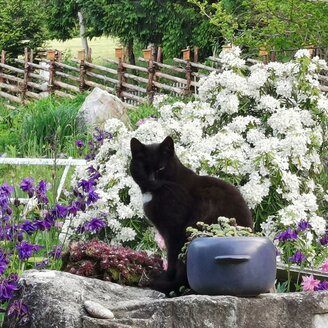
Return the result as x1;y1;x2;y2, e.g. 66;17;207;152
115;48;125;100
47;50;56;95
270;50;276;62
87;47;92;62
153;47;162;96
147;59;156;103
314;46;319;58
156;47;163;63
21;48;30;104
259;46;268;64
30;49;34;63
194;47;199;63
193;47;199;95
78;50;86;92
57;51;62;62
0;50;5;84
182;47;192;95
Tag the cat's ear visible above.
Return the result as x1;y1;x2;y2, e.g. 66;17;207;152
130;138;144;157
160;136;174;156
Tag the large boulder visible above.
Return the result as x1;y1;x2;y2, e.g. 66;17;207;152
77;87;131;132
5;270;328;328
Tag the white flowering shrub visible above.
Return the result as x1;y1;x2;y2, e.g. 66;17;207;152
67;47;328;268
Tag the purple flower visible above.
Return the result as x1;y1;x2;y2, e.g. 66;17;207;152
0;194;9;209
4;224;18;241
86;189;100;205
36;180;48;205
320;231;328;246
2;214;10;222
21;220;37;235
297;220;311;232
78;179;96;193
49;245;61;260
37;180;47;193
16;241;44;261
52;203;67;219
288;250;307;264
85;152;96;161
85;218;106;232
44;210;55;223
67;201;82;216
274;228;298;242
7;299;29;325
35;260;49;267
76;224;86;234
72;187;84;200
0;249;9;274
33;219;53;231
0;274;19;302
0;183;14;196
75;140;85;148
93;128;112;143
87;166;101;180
20;178;35;197
0;184;11;216
316;280;328;291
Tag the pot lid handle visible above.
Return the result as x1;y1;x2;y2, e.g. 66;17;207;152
214;255;250;264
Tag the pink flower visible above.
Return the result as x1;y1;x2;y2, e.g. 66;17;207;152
162;259;168;270
155;231;166;250
320;259;328;273
301;275;320;292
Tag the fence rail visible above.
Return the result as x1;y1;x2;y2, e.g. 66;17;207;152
0;156;87;201
0;46;327;109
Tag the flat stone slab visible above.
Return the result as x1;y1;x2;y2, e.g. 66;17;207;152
4;270;328;328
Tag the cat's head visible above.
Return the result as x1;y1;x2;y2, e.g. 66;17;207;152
130;136;176;182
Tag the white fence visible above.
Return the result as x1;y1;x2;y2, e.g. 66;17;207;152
0;157;87;201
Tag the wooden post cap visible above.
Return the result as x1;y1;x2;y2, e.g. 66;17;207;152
143;49;152;60
259;46;268;57
47;50;56;61
182;48;191;61
115;48;123;59
78;50;86;61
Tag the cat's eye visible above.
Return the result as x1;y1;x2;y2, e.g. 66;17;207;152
157;166;165;172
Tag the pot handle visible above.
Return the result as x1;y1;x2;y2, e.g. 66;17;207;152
214;255;250;264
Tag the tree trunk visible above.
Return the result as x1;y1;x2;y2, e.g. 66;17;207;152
126;39;135;65
77;10;89;56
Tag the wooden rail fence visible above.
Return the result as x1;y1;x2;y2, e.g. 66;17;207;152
0;46;327;110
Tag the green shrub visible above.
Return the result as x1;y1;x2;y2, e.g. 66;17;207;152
18;95;87;157
128;102;158;128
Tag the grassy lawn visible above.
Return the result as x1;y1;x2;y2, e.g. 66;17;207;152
46;36;121;64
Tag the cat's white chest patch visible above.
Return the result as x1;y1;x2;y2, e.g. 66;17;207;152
142;192;153;204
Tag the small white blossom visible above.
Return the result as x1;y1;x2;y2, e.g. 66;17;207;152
295;49;311;59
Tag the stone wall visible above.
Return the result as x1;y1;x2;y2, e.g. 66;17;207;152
5;270;328;328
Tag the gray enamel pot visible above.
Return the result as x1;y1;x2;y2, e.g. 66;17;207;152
186;236;276;296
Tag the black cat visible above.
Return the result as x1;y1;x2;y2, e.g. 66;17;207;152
130;136;253;295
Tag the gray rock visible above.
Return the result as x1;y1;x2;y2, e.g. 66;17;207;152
84;300;115;319
76;87;131;132
4;270;328;328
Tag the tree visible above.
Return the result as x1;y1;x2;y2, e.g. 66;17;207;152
0;0;48;59
46;0;89;53
45;0;218;63
189;0;328;55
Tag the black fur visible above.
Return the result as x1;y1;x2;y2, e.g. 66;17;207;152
130;136;253;295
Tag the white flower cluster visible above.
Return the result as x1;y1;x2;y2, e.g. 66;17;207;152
70;47;328;255
219;45;246;69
